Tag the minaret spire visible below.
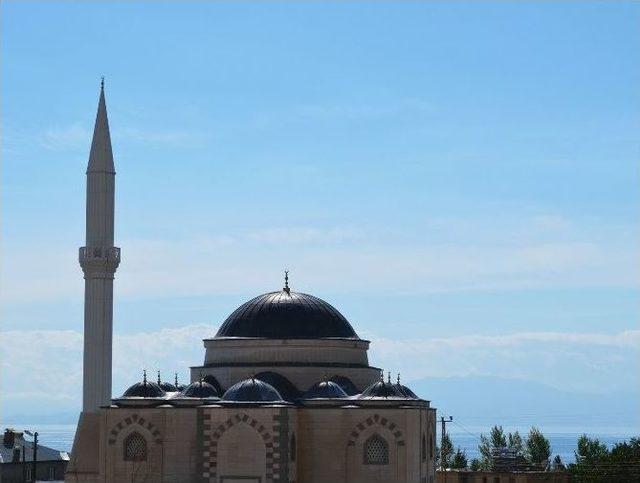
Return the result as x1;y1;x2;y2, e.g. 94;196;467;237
79;81;120;412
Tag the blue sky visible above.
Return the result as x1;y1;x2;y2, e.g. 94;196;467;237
1;2;639;422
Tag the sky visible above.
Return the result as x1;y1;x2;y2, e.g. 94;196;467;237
1;2;639;426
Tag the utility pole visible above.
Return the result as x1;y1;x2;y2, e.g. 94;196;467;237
440;416;453;469
32;432;38;482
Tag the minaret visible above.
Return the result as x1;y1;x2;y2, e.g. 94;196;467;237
79;79;120;412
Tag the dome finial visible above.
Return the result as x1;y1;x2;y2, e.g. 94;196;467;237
157;370;161;385
143;369;147;386
283;269;290;294
100;76;104;90
379;369;384;382
397;373;401;385
387;371;391;384
174;372;179;387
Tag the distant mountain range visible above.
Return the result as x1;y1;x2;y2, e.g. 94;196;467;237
3;376;638;433
410;376;639;434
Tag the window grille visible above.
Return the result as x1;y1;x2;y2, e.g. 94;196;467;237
364;434;389;465
123;431;147;461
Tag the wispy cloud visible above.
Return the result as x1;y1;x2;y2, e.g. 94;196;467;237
366;329;640;394
34;122;204;152
1;326;637;414
248;98;434;130
1;216;637;304
40;123;92;151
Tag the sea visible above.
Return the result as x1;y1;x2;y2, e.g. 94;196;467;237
2;422;636;465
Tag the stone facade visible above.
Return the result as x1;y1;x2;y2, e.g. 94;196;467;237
68;403;436;483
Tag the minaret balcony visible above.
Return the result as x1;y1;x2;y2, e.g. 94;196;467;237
79;246;121;274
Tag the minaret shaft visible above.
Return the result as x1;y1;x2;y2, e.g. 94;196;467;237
79;84;119;413
86;173;115;247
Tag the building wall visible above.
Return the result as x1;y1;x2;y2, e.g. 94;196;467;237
436;470;571;483
68;404;435;483
1;460;67;482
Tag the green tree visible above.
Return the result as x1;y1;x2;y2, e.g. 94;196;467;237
491;425;507;449
525;427;551;466
476;425;508;470
477;433;492;470
451;448;468;469
575;434;608;463
570;436;640;483
469;458;481;471
508;431;524;455
440;433;454;468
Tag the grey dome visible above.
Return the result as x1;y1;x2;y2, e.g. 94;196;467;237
395;383;419;399
304;380;348;399
222;378;283;402
359;380;404;399
181;380;219;399
159;381;178;392
330;375;359;396
255;372;300;401
203;375;223;395
122;380;165;398
215;290;358;339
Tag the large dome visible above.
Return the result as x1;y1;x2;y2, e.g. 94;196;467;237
215;289;358;339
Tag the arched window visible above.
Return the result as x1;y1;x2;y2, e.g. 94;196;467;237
123;431;147;461
422;434;427;461
290;433;296;461
364;434;389;465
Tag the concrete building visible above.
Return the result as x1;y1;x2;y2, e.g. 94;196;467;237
1;429;69;482
65;84;437;483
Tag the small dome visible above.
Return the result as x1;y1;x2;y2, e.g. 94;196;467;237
181;380;219;399
154;372;178;392
304;380;348;399
222;378;283;402
395;383;419;399
159;381;178;392
122;380;165;398
255;372;299;401
330;375;359;396
359;380;404;399
203;375;224;395
216;290;358;339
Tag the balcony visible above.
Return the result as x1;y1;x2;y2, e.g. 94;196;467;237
79;246;121;263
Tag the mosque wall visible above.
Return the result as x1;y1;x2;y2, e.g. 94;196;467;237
68;405;434;483
203;338;371;366
295;406;436;483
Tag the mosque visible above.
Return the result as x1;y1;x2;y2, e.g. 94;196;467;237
65;83;437;483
